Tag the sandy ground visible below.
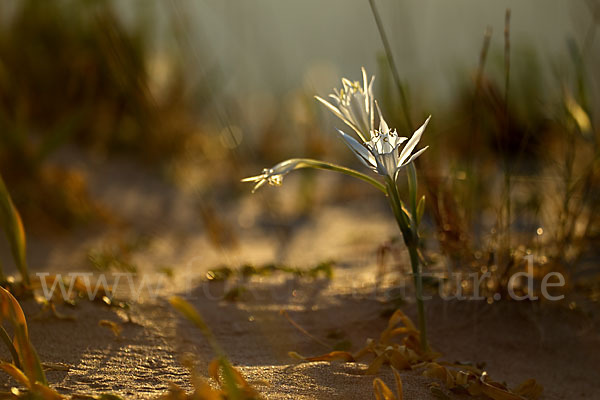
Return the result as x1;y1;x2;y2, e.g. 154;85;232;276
1;154;599;399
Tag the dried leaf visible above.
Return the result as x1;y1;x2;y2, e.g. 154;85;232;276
208;359;221;385
363;353;387;375
429;383;451;399
565;90;592;138
99;320;122;337
479;380;525;400
31;382;65;399
423;363;455;389
0;361;30;387
50;303;75;321
42;362;71;372
380;310;417;345
388;350;411;371
288;351;355;363
280;309;330;348
391;367;404;400
514;379;543;400
373;377;397;400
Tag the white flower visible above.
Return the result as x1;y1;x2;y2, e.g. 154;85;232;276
338;116;430;181
315;67;375;142
241;159;301;193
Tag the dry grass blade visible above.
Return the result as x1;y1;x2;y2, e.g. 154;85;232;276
288;351;355;363
30;382;65;399
391;367;403;399
423;363;456;389
288;308;541;398
379;309;418;345
513;379;543;400
99;320;122;337
0;361;30;388
279;309;332;348
288;309;439;377
422;363;543;400
364;353;387;375
373;368;403;400
373;377;397;400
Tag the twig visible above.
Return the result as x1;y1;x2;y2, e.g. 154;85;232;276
503;9;512;256
367;0;413;132
280;309;330;349
475;27;493;97
466;27;492;226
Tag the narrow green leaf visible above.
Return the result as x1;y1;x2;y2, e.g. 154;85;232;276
219;357;243;400
0;172;29;285
14;323;48;386
407;163;418;220
0;286;47;385
169;296;224;357
169;296;209;334
416;195;426;227
0;361;30;388
0;325;20;368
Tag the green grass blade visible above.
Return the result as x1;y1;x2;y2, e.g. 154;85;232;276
0;173;30;285
169;296;224;356
0;325;21;368
0;258;6;283
14;323;47;386
219;357;243;400
170;297;246;399
0;287;47;385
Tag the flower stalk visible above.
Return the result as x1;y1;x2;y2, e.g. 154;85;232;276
241;158;387;194
385;172;428;351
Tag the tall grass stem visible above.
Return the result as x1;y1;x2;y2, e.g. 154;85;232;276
367;0;413;133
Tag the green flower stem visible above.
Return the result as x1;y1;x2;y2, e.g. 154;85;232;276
408;244;428;352
385;178;411;241
287;159;387;194
385;177;428;352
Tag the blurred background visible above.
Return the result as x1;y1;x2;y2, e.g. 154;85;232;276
0;0;598;301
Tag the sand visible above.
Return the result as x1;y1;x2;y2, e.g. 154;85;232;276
1;153;599;399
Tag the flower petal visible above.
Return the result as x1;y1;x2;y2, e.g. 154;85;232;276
398;116;431;165
399;146;429;168
315;96;345;122
375;101;389;133
337;129;376;169
316;96;366;142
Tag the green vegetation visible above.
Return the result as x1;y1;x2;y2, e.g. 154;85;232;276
0;1;597;398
